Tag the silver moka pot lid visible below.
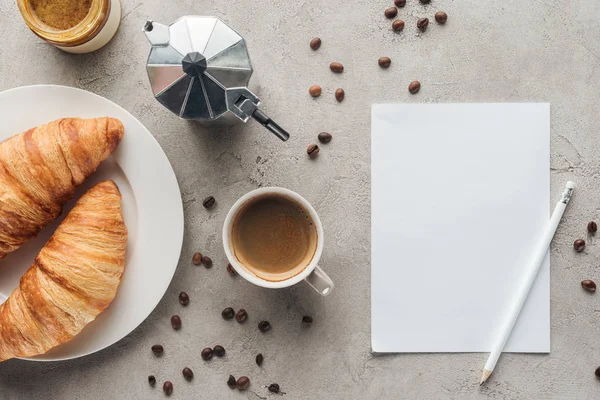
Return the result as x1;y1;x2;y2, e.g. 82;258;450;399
143;16;289;141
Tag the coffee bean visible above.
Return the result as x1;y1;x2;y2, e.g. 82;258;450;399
417;17;429;32
256;353;264;366
574;239;586;252
201;255;212;268
192;252;202;265
596;366;600;378
258;320;271;332
392;19;405;32
310;37;321;50
582;280;596;293
384;7;398;19
236;309;248;323
227;375;237;389
171;315;182;330
214;345;226;357
236;376;250;390
302;315;313;324
202;195;215;208
309;85;322;97
179;292;189;306
226;263;237;275
222;307;235;320
268;383;280;393
435;11;447;24
588;221;597;233
182;367;194;380
419;0;431;3
330;62;344;73
335;88;345;102
151;344;164;355
148;375;156;386
394;0;406;7
163;381;173;396
378;57;392;68
307;144;320;158
409;81;421;94
201;347;214;360
318;132;332;144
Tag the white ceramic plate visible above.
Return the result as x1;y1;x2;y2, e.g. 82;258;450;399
0;85;184;361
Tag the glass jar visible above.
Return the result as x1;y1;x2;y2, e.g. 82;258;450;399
17;0;121;54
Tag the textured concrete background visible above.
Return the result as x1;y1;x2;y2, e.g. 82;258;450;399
1;0;600;398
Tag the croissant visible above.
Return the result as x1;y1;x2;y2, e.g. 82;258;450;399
0;180;127;361
0;117;124;260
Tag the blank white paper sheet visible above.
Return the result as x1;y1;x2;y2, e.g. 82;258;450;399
371;103;550;353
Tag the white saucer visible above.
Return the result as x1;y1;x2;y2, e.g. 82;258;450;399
0;85;184;361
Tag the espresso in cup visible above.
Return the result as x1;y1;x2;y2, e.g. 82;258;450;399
231;194;318;282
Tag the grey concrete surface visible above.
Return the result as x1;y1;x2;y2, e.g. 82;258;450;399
1;0;600;398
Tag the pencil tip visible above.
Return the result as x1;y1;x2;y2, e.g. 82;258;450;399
480;369;492;385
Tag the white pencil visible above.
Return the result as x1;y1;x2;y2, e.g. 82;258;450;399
480;181;576;385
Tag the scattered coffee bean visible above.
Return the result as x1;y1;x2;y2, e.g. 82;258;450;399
330;62;344;73
419;0;431;3
307;144;320;158
163;381;173;396
574;239;586;252
394;0;406;7
236;376;250;390
226;263;237;275
222;307;235;320
318;132;332;144
214;345;226;357
201;347;214;360
179;292;189;306
384;7;398;19
151;344;164;355
227;375;237;389
378;57;392;68
201;255;212;268
268;383;281;393
148;375;156;386
309;37;321;50
309;85;322;97
182;367;194;380
202;195;216;208
258;320;272;332
435;11;447;24
256;353;264;366
392;19;405;32
171;315;182;330
582;280;596;293
302;315;313;324
236;309;248;323
596;366;600;378
409;81;421;94
417;17;429;32
335;88;345;102
588;221;597;233
192;252;202;265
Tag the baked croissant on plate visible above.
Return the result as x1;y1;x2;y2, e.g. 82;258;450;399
0;180;127;362
0;117;124;260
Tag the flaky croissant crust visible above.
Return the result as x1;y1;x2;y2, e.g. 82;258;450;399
0;180;127;361
0;117;124;259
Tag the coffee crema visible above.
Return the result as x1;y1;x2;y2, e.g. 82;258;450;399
231;194;318;282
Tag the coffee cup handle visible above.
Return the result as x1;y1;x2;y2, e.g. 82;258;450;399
304;265;334;296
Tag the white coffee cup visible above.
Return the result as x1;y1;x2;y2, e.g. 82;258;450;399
222;187;334;296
